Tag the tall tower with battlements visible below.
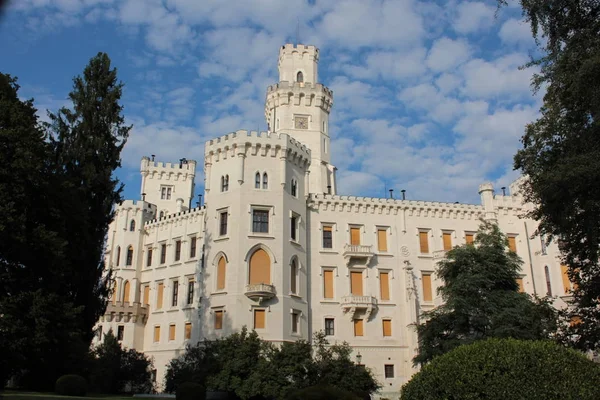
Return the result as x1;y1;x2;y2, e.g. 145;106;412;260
265;44;336;195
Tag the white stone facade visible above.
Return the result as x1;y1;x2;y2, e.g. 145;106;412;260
94;44;570;398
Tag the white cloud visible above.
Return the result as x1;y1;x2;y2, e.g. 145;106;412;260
426;37;471;73
340;48;427;81
499;18;534;47
453;1;495;34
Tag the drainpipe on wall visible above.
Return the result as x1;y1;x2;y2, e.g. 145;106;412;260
523;221;538;296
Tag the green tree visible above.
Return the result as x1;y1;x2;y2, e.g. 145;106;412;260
496;0;600;350
46;52;131;344
414;220;558;364
401;338;600;400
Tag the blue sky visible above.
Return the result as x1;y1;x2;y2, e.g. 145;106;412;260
0;0;543;204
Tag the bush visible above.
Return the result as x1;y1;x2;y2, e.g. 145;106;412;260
286;385;361;400
401;338;600;400
55;374;87;397
176;382;206;400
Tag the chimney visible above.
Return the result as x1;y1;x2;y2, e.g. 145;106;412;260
501;186;506;196
141;193;146;201
151;154;155;161
327;185;332;195
389;189;393;199
401;189;406;200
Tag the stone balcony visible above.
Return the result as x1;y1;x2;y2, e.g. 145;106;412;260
102;301;148;324
245;283;277;302
433;250;448;260
341;295;378;320
342;244;374;266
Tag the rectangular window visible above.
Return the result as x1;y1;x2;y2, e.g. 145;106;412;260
184;322;192;340
325;318;335;336
175;240;182;261
422;273;433;302
561;265;572;293
254;309;265;329
380;272;390;301
516;277;524;293
291;215;298;241
161;187;166;200
160;244;166;264
166;187;172;200
153;326;160;343
169;324;176;341
382;319;392;337
220;211;228;236
143;285;150;306
377;228;388;252
252;209;269;233
187;279;194;305
117;325;124;341
443;232;452;251
190;237;197;258
292;312;299;334
350;227;361;245
350;271;363;296
465;233;474;245
419;231;429;254
146;248;153;267
172;281;178;307
214;310;223;330
508;236;517;253
157;282;164;309
384;364;394;378
353;319;364;336
322;226;333;248
323;270;334;299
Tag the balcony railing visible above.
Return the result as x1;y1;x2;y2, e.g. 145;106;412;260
245;283;277;302
102;301;148;324
341;295;378;320
433;250;448;260
342;244;374;266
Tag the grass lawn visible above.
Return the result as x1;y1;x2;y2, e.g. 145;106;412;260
0;391;161;400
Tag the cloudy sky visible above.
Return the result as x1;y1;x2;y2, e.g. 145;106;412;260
0;0;543;204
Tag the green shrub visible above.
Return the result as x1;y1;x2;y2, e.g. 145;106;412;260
401;338;600;400
286;385;361;400
55;374;87;397
176;382;206;400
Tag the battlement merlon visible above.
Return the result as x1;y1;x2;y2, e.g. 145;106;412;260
265;82;334;115
117;200;157;213
278;43;320;84
140;156;198;175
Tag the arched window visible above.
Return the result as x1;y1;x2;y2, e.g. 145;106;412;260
126;246;134;266
262;173;268;189
115;246;121;267
291;179;297;197
123;280;131;303
159;211;164;219
130;219;136;231
255;172;261;189
545;265;552;296
221;175;229;192
249;248;270;285
296;71;304;83
217;256;227;290
290;259;298;295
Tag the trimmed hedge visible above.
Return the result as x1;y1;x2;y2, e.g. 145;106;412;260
401;338;600;400
176;382;206;400
286;385;361;400
55;374;87;397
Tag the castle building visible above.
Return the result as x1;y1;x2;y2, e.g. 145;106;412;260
94;44;570;398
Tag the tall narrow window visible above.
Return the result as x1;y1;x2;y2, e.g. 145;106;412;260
419;231;429;254
291;179;297;197
166;187;172;200
146;248;153;267
350;271;363;296
249;249;270;285
117;325;124;341
252;209;269;233
325;318;335;336
190;237;197;258
220;211;228;236
126;246;133;266
153;326;160;342
380;271;390;301
422;273;433;302
350;227;361;245
291;215;298;241
175;240;182;261
465;233;474;245
516;277;524;292
561;265;571;293
296;71;303;83
221;175;229;192
508;236;517;253
160;244;167;264
322;226;333;248
323;270;334;299
187;279;194;305
214;310;223;330
184;322;192;339
255;172;261;189
292;312;299;333
254;309;265;329
377;228;388;252
157;282;164;309
143;285;150;306
130;219;136;231
172;281;178;307
217;256;226;290
161;187;167;200
262;173;268;189
169;324;176;341
291;259;298;295
443;232;452;251
382;319;392;337
353;319;364;336
544;265;552;296
115;246;121;266
123;280;131;303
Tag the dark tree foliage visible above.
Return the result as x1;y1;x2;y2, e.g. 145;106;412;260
496;0;600;349
414;220;558;364
46;52;131;344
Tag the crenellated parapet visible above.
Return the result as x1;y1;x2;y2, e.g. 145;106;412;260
140;156;197;181
144;205;205;228
265;81;333;119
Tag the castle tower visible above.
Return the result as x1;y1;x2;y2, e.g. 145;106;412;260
265;44;336;195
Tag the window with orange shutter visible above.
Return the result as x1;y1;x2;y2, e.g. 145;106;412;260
380;272;390;301
508;236;517;253
353;319;364;336
169;324;176;341
443;232;452;251
323;270;334;299
377;228;388;252
214;310;223;330
422;273;433;302
254;309;265;329
419;231;429;253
